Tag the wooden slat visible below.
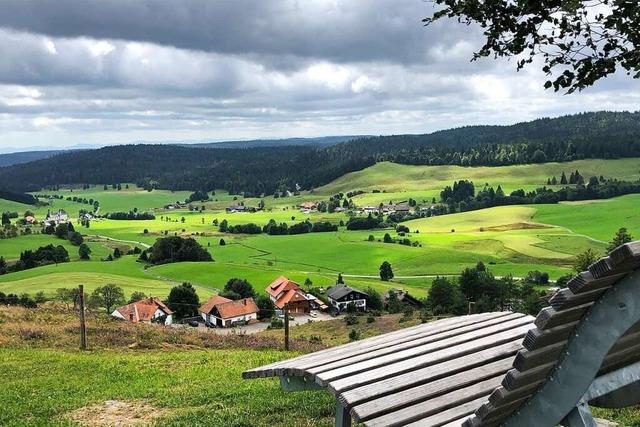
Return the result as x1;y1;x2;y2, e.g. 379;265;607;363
589;256;615;278
366;377;501;427
441;416;472;427
534;303;592;330
474;382;543;425
610;241;640;267
567;271;626;294
513;341;564;371
466;396;529;426
405;395;492;427
243;312;505;378
549;287;607;310
300;313;527;376
339;340;522;406
351;358;513;422
488;382;542;408
317;321;533;387
502;362;556;390
599;342;640;375
291;313;516;376
522;322;577;351
326;324;532;393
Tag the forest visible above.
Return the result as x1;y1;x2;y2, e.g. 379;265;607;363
0;111;638;196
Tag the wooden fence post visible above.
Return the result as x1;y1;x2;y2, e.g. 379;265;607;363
284;303;290;351
79;285;87;350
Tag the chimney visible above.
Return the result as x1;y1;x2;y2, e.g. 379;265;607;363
243;299;247;305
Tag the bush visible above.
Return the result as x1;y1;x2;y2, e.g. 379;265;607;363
145;236;212;265
348;329;361;341
366;315;375;324
268;317;284;329
344;314;358;325
399;306;414;323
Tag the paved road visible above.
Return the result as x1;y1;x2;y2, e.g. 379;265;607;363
173;311;337;335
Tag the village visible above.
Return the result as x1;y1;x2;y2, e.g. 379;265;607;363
109;275;422;335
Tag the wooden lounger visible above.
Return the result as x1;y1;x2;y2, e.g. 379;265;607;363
243;241;640;427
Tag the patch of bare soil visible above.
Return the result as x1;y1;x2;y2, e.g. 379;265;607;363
65;400;167;426
483;222;550;232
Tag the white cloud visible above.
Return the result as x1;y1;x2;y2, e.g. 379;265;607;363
0;0;636;149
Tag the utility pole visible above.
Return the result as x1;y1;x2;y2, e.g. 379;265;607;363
79;285;87;350
284;303;290;351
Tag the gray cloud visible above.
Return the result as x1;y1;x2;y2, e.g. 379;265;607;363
0;0;636;149
0;0;473;65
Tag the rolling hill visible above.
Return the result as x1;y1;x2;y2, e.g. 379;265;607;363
0;111;638;195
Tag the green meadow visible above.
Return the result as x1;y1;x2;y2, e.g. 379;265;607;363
0;158;638;300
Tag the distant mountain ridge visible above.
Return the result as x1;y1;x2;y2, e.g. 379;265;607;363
0;135;367;167
0;111;638;195
0;150;68;168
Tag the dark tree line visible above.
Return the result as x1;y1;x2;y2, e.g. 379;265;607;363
141;236;212;265
0;244;71;275
0;112;639;195
0;189;38;205
434;178;640;217
107;211;156;220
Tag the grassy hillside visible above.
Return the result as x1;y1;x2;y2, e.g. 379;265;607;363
0;159;638;301
0;305;638;426
318;158;640;205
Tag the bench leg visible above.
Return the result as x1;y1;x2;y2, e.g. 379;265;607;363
561;401;597;427
335;400;352;427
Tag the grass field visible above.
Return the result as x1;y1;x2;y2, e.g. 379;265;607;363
0;159;639;300
0;305;638;427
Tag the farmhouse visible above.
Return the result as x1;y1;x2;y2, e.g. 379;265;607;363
299;201;318;212
361;206;378;214
326;283;368;312
111;297;173;325
24;215;36;224
383;288;422;309
394;203;411;213
226;204;246;213
266;276;311;314
200;295;259;327
44;209;69;226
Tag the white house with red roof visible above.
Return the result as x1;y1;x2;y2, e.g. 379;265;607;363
199;295;259;327
111;297;173;325
266;276;311;314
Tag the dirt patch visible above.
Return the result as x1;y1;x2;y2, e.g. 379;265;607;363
65;400;168;426
483;222;550;232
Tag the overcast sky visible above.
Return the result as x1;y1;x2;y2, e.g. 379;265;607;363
0;0;638;151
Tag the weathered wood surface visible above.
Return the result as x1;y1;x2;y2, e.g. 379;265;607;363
466;242;640;427
242;242;640;427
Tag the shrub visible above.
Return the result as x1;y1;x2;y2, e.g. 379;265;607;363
348;329;361;341
344;314;358;325
268;317;284;329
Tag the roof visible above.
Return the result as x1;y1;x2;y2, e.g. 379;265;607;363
200;294;232;314
114;297;172;322
200;295;259;319
384;289;421;305
326;283;368;300
273;288;309;309
266;276;301;298
299;201;318;209
215;298;259;319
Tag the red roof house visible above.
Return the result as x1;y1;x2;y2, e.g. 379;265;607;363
111;297;173;325
266;276;311;314
200;295;259;327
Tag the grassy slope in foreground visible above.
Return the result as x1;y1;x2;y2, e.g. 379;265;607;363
0;304;638;427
